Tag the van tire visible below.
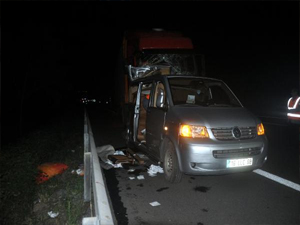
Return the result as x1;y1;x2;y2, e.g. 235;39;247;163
163;139;182;183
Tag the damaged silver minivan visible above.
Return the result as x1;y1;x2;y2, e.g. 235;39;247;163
126;74;268;183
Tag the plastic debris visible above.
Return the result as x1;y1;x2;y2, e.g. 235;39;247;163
149;201;161;207
98;145;146;169
71;164;84;176
137;153;148;159
48;211;59;218
37;163;68;184
137;175;145;180
77;164;84;176
76;169;84;176
100;161;114;170
128;168;135;172
114;150;126;156
147;164;164;177
113;163;123;168
129;177;135;180
106;159;123;168
97;145;115;162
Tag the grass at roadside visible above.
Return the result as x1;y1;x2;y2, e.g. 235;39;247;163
0;107;90;225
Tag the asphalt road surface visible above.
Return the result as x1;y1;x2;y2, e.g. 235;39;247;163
88;106;300;225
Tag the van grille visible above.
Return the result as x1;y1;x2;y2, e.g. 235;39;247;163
213;147;261;159
211;127;256;140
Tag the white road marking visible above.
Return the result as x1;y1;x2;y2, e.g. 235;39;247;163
253;169;300;192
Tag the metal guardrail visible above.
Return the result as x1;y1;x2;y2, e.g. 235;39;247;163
82;108;115;225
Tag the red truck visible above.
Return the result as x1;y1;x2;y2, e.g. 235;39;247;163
115;29;205;123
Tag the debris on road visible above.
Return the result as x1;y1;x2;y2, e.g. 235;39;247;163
147;164;164;177
106;160;123;168
36;163;68;184
127;148;145;165
99;161;114;170
96;145;115;162
108;148;145;165
48;211;59;218
149;201;161;207
97;145;146;169
71;164;84;176
129;177;135;180
108;155;132;164
114;150;126;156
136;153;149;160
137;175;145;180
76;169;84;176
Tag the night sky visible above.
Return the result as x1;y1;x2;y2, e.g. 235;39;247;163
3;4;299;144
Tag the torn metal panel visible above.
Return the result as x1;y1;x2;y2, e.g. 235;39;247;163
128;53;196;81
106;149;145;165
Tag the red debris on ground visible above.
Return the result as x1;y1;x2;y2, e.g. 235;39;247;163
36;163;68;184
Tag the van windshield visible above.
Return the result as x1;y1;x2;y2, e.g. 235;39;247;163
168;78;242;107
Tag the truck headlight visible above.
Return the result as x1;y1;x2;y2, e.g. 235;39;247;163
180;125;209;138
257;123;265;136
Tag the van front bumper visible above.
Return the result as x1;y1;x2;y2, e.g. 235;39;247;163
177;136;268;175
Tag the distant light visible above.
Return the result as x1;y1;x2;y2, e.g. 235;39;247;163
164;126;168;131
106;101;108;104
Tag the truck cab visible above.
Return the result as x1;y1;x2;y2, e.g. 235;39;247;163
116;29;205;125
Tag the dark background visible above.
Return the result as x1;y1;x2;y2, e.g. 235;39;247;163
2;4;299;145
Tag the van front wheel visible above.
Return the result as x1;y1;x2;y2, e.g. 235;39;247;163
163;139;182;183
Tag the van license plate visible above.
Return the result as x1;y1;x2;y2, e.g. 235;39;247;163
226;158;253;168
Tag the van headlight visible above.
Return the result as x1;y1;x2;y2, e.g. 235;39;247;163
257;123;265;136
180;125;209;138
